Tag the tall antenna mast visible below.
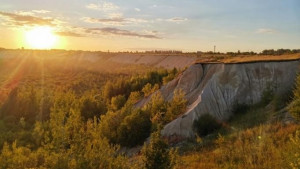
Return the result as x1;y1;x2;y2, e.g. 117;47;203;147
214;45;216;54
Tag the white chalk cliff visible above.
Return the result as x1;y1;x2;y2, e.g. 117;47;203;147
139;60;300;139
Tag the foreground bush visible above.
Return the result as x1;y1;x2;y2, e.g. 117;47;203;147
193;114;222;137
142;130;177;169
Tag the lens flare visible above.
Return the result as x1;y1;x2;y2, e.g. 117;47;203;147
25;26;57;49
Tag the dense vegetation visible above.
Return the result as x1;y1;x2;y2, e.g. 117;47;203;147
0;51;299;169
141;130;177;169
0;53;186;168
289;75;300;121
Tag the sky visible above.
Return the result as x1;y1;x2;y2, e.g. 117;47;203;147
0;0;299;52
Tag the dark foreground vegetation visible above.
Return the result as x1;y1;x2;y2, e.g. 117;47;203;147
0;51;299;169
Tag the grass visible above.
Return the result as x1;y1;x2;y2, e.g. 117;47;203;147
177;123;299;169
175;95;300;169
195;53;300;64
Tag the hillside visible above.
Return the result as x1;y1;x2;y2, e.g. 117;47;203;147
136;60;299;140
0;49;197;69
2;49;299;69
0;49;299;169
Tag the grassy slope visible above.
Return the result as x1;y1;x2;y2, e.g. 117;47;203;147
176;101;300;169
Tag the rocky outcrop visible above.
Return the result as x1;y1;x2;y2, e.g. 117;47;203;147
139;60;300;139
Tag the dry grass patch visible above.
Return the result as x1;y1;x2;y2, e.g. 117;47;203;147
177;123;300;169
195;53;300;64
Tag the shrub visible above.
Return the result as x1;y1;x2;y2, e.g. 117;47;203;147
142;130;177;169
272;89;293;111
117;109;151;147
80;94;107;121
144;91;167;123
142;83;159;97
289;99;300;121
260;84;274;106
165;89;187;123
231;102;249;115
100;105;151;147
110;95;126;111
289;75;300;121
193;114;222;137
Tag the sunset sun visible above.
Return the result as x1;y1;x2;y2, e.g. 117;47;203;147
25;27;57;49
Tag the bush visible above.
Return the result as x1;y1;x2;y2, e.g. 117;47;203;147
231;102;249;115
80;94;107;121
289;75;300;121
193;114;222;137
272;89;293;111
165;89;187;124
117;109;151;147
110;95;126;111
100;105;151;147
142;130;177;169
260;84;274;106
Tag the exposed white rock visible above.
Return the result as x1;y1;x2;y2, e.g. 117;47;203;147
140;61;300;139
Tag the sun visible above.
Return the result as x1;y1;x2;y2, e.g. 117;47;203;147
25;26;57;49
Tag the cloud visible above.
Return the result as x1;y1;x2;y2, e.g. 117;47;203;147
126;18;147;23
107;12;123;18
142;30;158;35
134;8;141;12
81;17;125;26
14;10;50;16
81;17;147;26
255;28;277;34
32;10;50;14
55;31;84;37
85;27;160;39
86;2;119;11
54;26;160;39
0;11;56;26
15;11;35;16
166;17;188;23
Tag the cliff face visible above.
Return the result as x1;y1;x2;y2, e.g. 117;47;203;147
139;60;300;139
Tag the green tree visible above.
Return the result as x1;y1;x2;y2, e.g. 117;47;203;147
80;94;107;121
144;91;167;129
127;91;142;104
103;81;114;101
117;109;151;147
110;95;126;111
289;75;300;121
142;83;159;97
99;110;124;145
142;83;153;97
165;89;187;123
163;68;178;85
142;130;177;169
